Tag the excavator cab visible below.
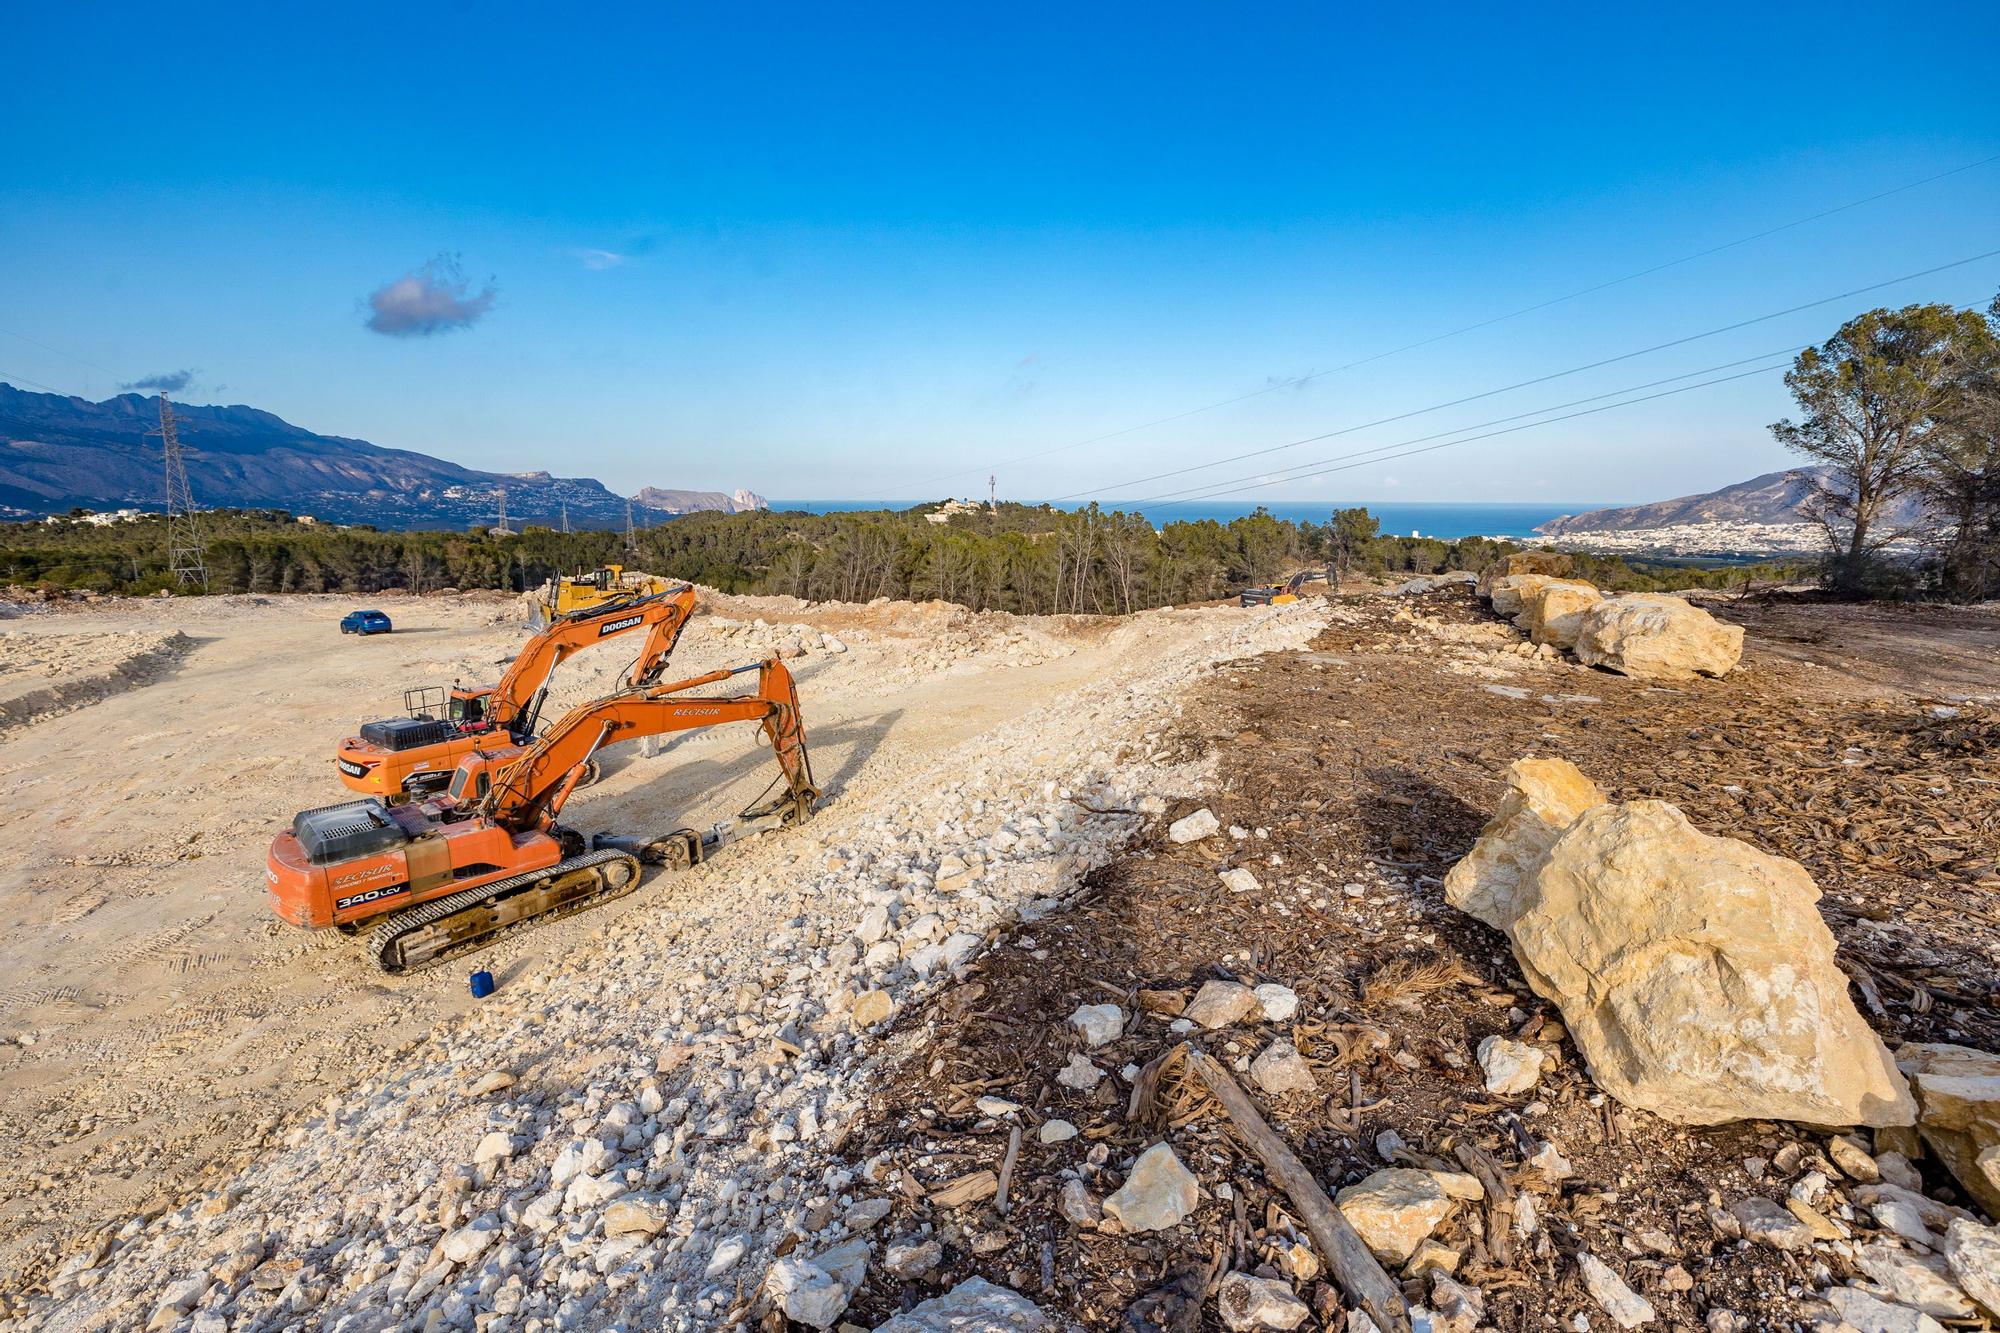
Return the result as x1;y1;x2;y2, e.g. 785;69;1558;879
447;687;492;728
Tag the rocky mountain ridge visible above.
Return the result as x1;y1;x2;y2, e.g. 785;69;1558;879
631;486;768;515
1537;466;1926;536
0;385;762;530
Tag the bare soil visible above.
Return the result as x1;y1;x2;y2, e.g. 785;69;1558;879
839;587;2000;1330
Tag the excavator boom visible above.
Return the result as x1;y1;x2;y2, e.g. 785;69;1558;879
333;584;697;797
270;656;817;973
481;657;815;832
488;584;699;727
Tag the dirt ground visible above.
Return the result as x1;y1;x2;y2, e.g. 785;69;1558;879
0;589;1132;1289
839;588;2000;1330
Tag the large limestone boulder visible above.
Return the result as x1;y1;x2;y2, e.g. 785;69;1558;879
1517;579;1604;651
1511;799;1914;1127
1478;550;1574;599
1443;757;1605;932
1571;593;1744;681
1896;1044;2000;1218
1488;573;1562;619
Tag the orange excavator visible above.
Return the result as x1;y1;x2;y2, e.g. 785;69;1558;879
334;586;698;797
269;657;816;973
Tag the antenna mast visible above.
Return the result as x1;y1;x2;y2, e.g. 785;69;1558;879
149;393;207;588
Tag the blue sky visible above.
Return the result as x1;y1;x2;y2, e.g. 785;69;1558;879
3;2;1997;508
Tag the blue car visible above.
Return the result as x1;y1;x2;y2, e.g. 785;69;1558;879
340;609;393;635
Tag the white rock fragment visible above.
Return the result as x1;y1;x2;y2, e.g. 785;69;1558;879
1068;1003;1125;1049
766;1255;853;1329
884;1239;943;1280
1040;1119;1079;1145
1824;1285;1946;1333
1056;1054;1104;1090
1728;1197;1813;1252
1335;1169;1453;1264
1169;808;1221;843
1219;867;1261;895
1577;1252;1656;1328
1852;1243;1973;1318
1249;1040;1316;1097
706;1236;747;1278
1476;1035;1545;1095
472;1131;515;1165
1217;1271;1311;1330
1184;980;1259;1030
1253;983;1299;1023
441;1217;500;1265
1946;1218;2000;1317
1103;1143;1200;1232
1059;1179;1102;1227
873;1277;1051;1332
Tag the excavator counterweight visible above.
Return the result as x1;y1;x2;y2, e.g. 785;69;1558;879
270;657;817;973
334;585;697;797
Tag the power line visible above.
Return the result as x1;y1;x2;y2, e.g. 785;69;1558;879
1127;292;1998;510
0;328;126;381
1051;246;2000;503
913;151;2000;490
1143;362;1792;513
0;367;76;395
1125;345;1808;505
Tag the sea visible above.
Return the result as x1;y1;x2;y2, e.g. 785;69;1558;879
764;500;1611;541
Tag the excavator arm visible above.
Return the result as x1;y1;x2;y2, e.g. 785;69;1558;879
479;657;815;834
489;585;698;732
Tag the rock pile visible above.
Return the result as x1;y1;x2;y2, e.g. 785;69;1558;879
1447;757;1915;1128
1476;561;1743;681
1898;1044;2000;1217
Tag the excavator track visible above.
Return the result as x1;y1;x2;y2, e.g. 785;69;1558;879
367;848;641;975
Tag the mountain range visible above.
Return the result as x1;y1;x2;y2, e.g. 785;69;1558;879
1536;466;1925;535
0;385;767;529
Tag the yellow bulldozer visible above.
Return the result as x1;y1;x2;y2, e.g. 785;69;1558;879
544;565;671;618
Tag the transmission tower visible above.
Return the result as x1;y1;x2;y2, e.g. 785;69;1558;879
989;473;997;512
560;501;570;534
624;499;637;554
149;394;207;588
493;487;512;535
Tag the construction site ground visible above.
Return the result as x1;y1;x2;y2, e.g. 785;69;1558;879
0;588;1148;1292
0;583;1995;1330
841;587;2000;1330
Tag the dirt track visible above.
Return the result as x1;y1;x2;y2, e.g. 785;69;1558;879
0;588;1312;1298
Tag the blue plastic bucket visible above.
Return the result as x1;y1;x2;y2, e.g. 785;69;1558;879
469;969;495;998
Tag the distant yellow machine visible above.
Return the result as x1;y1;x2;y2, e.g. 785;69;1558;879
547;565;670;617
1237;568;1329;607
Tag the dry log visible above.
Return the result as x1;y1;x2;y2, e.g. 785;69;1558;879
996;1125;1024;1216
1136;1043;1410;1333
1451;1140;1514;1268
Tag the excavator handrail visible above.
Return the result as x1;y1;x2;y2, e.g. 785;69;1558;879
477;657;814;832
